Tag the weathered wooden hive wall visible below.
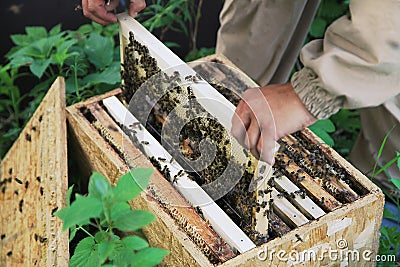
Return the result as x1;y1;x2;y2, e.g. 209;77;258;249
0;78;69;267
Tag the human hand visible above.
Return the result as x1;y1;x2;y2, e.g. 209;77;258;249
231;83;316;164
82;0;146;25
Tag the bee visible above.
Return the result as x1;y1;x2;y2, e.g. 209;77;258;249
19;199;24;212
141;141;149;145
15;178;22;184
297;176;305;182
295;234;303;242
259;165;266;174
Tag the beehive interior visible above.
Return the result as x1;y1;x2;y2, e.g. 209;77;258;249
82;31;370;260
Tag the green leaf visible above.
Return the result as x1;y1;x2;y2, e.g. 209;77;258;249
113;168;153;202
76;24;94;35
310;17;327;38
69;227;78;242
164;42;180;48
88;172;112;200
79;61;121;89
94;230;109;243
391;178;400;190
26;26;48;39
309;119;335;146
59;195;103;230
383;208;399;221
122;236;149;251
113;210;155;232
66;185;74;206
397;152;400;170
129;247;169;267
9;56;33;69
98;239;116;264
372;151;400;178
311;119;335;132
70;237;100;267
10;34;30;46
372;127;395;178
29;58;52;79
49;24;62;36
110;202;131;222
84;33;113;69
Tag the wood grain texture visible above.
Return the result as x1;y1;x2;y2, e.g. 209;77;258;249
0;77;68;267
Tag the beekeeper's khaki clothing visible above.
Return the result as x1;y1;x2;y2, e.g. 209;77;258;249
216;0;400;194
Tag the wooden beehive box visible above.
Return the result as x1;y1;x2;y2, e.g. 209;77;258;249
0;77;69;266
66;51;385;266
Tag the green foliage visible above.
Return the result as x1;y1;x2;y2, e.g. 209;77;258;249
139;0;192;35
308;119;336;147
370;130;400;263
379;226;400;266
184;47;216;62
0;22;121;159
137;0;205;53
55;169;169;267
310;0;349;38
330;109;361;158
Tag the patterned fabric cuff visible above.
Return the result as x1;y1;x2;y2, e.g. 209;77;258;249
291;68;343;120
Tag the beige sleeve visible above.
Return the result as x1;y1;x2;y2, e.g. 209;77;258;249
291;0;400;119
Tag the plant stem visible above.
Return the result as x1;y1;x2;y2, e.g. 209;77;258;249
73;56;81;101
78;226;95;238
191;0;203;52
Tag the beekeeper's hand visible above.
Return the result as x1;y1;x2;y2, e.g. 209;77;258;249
231;83;316;164
82;0;146;25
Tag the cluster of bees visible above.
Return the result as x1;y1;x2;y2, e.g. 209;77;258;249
120;31;270;244
119;32;365;250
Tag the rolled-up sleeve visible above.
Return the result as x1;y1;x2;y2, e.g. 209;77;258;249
291;0;400;119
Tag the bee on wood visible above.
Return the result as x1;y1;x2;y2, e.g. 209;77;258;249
295;234;303;242
297;176;305;182
259;165;266;174
19;199;23;212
